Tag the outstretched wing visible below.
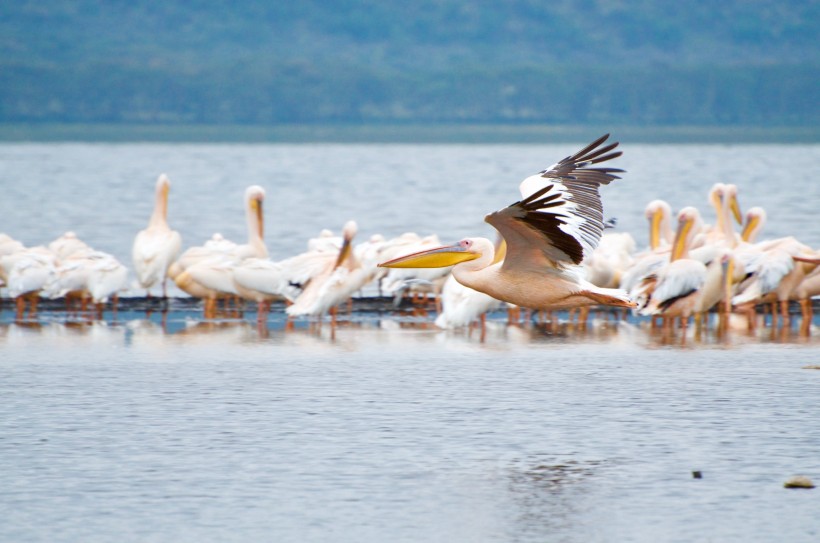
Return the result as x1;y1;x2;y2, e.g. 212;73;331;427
485;134;624;268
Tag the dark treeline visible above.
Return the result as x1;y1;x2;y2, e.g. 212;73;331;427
1;0;817;126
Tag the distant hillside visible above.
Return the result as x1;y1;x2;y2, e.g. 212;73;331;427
1;0;817;126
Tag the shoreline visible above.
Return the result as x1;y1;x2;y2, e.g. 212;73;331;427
1;123;818;144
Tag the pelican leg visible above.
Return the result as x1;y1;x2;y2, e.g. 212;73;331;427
204;298;216;320
780;300;791;328
799;299;812;336
15;296;25;321
29;293;39;319
799;298;812;322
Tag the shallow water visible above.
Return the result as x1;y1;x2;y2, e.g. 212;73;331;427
1;309;819;543
1;142;820;542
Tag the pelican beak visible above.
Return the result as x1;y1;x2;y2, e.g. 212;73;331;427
333;238;352;269
378;244;479;269
740;214;758;242
721;255;735;313
671;217;693;261
649;208;663;250
729;194;742;224
255;199;264;238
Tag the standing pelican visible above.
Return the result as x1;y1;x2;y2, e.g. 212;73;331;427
379;134;635;310
174;185;268;318
0;245;57;319
287;220;368;323
639;207;708;329
132;174;182;297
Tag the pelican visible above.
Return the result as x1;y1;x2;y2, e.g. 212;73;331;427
174;185;268;318
0;234;25;288
639;207;710;329
0;245;57;319
793;264;820;327
645;200;674;251
740;206;766;243
701;183;743;248
379;134;635;311
49;231;91;260
435;272;503;330
583;231;636;289
619;200;675;308
132;174;183;297
231;257;302;321
732;237;820;324
287;220;369;322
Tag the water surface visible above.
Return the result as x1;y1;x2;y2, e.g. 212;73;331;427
1;143;819;542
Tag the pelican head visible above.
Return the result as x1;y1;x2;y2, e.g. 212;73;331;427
333;220;358;269
157;173;171;195
644;199;672;250
245;185;266;238
741;206;766;243
671;207;702;261
723;184;743;224
379;238;486;269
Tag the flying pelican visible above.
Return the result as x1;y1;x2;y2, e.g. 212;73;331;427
132;174;183;297
379;134;635;311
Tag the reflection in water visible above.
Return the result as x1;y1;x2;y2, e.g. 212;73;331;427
0;302;818;349
502;457;608;539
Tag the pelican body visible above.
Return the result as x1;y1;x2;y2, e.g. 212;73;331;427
132;174;182;296
379;135;635;311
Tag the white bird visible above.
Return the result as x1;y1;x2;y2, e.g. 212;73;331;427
619;200;675;308
174;185;268;318
0;246;57;319
793;263;820;328
640;207;708;329
701;182;743;248
583;231;636;289
434;273;502;329
132;174;182;297
49;231;91;261
287;220;368;322
44;249;129;317
379;134;635;311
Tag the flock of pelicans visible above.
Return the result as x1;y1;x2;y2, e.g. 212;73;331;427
1;134;819;336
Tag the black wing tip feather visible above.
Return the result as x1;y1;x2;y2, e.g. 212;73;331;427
541;133;624;183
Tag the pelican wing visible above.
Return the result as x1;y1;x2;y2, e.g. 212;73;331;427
486;134;624;267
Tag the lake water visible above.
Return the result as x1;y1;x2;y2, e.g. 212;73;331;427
1;142;819;542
